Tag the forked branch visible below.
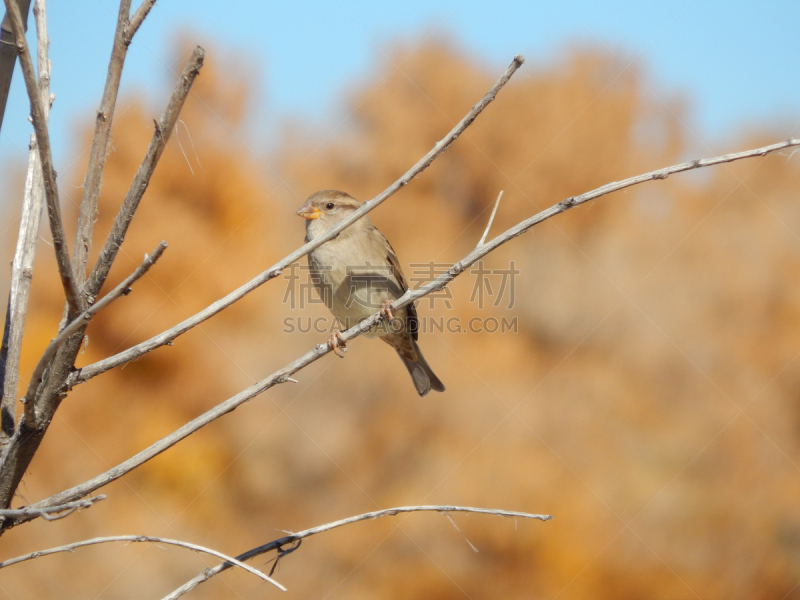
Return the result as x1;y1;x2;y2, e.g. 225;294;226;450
0;43;204;519
164;505;551;599
0;534;285;591
22;243;167;426
0;495;104;522
127;0;156;41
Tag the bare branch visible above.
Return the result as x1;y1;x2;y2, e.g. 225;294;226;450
164;505;551;599
15;137;794;521
0;534;285;591
72;0;156;284
32;0;49;107
126;0;156;41
0;44;201;516
0;495;104;522
72;54;526;384
1;0;50;443
477;190;503;248
0;0;31;134
85;46;205;299
2;0;80;314
22;242;167;425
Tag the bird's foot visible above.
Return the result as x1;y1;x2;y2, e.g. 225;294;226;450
328;331;347;358
380;300;394;322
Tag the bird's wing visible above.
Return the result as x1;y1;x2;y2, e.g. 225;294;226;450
307;253;331;308
375;227;419;342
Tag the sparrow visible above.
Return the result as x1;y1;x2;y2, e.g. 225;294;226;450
296;190;445;396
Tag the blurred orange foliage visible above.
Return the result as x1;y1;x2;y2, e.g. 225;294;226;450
1;37;800;599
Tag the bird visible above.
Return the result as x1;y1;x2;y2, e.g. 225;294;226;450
296;190;445;396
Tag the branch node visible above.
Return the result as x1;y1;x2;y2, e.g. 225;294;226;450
558;197;576;209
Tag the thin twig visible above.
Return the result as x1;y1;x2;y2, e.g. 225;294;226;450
73;0;157;286
0;495;104;521
442;512;479;553
16;137;795;523
477;190;503;247
126;0;156;42
163;505;551;599
2;0;80;314
0;534;285;591
22;243;167;425
32;0;50;109
72;54;526;385
85;46;205;299
0;0;50;444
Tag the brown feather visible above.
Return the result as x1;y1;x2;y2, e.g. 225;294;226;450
299;189;444;395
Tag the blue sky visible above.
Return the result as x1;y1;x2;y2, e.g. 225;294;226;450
1;0;798;175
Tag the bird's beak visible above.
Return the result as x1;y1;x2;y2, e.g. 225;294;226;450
296;203;321;220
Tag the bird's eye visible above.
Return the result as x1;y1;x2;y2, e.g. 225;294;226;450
325;203;335;210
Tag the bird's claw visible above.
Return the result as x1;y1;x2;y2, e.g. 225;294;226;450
380;300;394;322
328;331;347;358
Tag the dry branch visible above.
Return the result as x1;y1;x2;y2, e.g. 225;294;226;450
0;44;203;516
19;137;799;527
1;0;51;444
73;0;157;284
127;0;156;39
22;242;167;425
164;505;551;599
0;495;104;522
71;53;526;385
0;534;285;591
478;190;503;247
85;45;205;299
2;0;80;314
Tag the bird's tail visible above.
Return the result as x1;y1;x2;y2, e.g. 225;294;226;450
399;339;446;397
